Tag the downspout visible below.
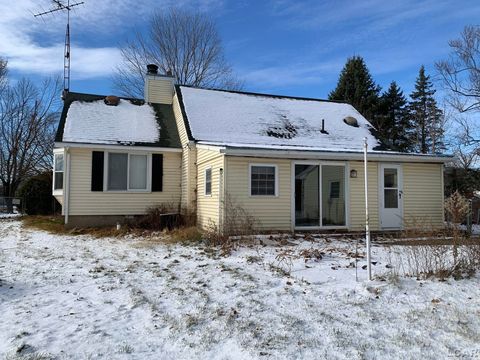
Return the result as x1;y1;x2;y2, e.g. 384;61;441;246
64;147;71;225
219;167;224;235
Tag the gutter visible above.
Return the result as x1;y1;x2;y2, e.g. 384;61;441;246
215;146;453;163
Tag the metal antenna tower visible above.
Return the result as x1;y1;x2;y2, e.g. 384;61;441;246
34;0;85;97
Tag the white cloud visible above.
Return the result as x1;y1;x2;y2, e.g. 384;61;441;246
0;0;224;79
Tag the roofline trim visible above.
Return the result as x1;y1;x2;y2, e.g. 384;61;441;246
195;144;453;163
54;142;182;152
174;86;195;141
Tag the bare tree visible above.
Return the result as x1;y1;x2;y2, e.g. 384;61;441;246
0;75;61;211
436;25;480;115
436;25;480;167
113;8;242;98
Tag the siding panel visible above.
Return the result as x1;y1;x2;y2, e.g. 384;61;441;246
196;148;224;229
403;163;444;227
68;148;181;216
225;157;292;231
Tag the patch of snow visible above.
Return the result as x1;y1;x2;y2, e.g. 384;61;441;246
180;86;380;152
63;99;160;144
0;213;21;219
1;221;480;359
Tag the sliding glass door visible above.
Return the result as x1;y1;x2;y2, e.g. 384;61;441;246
295;165;320;226
294;163;346;228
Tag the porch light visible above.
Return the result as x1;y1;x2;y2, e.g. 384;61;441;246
350;169;358;178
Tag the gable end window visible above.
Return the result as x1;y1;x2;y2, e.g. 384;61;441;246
205;168;212;196
250;165;277;196
53;153;64;191
106;152;149;191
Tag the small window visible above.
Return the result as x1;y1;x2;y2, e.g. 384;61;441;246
54;153;64;191
205;168;212;196
250;165;276;196
330;181;340;199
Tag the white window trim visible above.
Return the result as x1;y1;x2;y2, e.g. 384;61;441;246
204;166;212;197
103;151;152;193
249;163;279;197
53;149;65;195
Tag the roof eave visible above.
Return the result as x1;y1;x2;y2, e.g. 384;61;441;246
196;144;453;163
54;141;182;152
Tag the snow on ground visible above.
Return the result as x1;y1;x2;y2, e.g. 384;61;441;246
63;99;159;144
1;219;480;359
0;213;21;219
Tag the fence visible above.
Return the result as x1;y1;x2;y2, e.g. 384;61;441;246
0;197;25;215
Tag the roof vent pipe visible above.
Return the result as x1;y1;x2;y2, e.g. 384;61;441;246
146;64;159;75
320;119;329;134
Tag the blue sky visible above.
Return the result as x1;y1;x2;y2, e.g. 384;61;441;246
2;0;480;99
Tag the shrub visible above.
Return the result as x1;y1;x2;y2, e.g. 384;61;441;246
134;204;181;230
17;172;61;215
222;194;258;237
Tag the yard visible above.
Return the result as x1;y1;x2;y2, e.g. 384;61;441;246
1;219;479;359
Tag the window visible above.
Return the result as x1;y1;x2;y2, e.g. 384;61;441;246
205;168;212;196
129;155;147;190
54;153;64;191
250;165;276;196
329;181;340;199
107;153;148;191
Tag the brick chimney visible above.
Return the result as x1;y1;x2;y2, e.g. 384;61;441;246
144;64;175;104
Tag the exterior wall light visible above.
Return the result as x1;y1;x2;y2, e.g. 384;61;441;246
350;169;358;178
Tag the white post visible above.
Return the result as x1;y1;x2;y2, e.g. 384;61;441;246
364;137;372;281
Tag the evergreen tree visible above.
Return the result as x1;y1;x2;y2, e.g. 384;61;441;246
329;56;381;124
408;66;445;154
377;81;413;151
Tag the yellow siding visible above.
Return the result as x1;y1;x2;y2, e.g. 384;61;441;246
403;163;444;227
196;148;224;229
348;161;380;231
348;161;444;230
68;148;181;216
172;94;197;210
224;156;292;231
145;77;173;104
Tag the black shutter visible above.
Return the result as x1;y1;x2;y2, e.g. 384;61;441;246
91;151;104;191
151;154;163;192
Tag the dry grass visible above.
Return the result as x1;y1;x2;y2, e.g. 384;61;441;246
22;216;68;234
168;226;202;243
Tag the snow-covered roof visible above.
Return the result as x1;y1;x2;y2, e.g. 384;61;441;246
62;99;159;145
179;86;380;152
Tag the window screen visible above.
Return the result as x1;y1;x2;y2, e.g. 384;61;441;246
251;166;276;196
108;153;128;190
129;154;147;190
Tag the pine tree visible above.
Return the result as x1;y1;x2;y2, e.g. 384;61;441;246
329;56;381;124
408;66;445;154
377;81;413;151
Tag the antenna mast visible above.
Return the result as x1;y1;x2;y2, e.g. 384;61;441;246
34;0;85;98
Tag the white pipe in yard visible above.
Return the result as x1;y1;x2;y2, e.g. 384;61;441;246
364;137;372;281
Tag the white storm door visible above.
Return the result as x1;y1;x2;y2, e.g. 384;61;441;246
380;164;403;229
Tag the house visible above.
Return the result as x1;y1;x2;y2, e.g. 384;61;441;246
53;65;452;231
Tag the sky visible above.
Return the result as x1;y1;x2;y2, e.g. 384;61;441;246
1;0;480;100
